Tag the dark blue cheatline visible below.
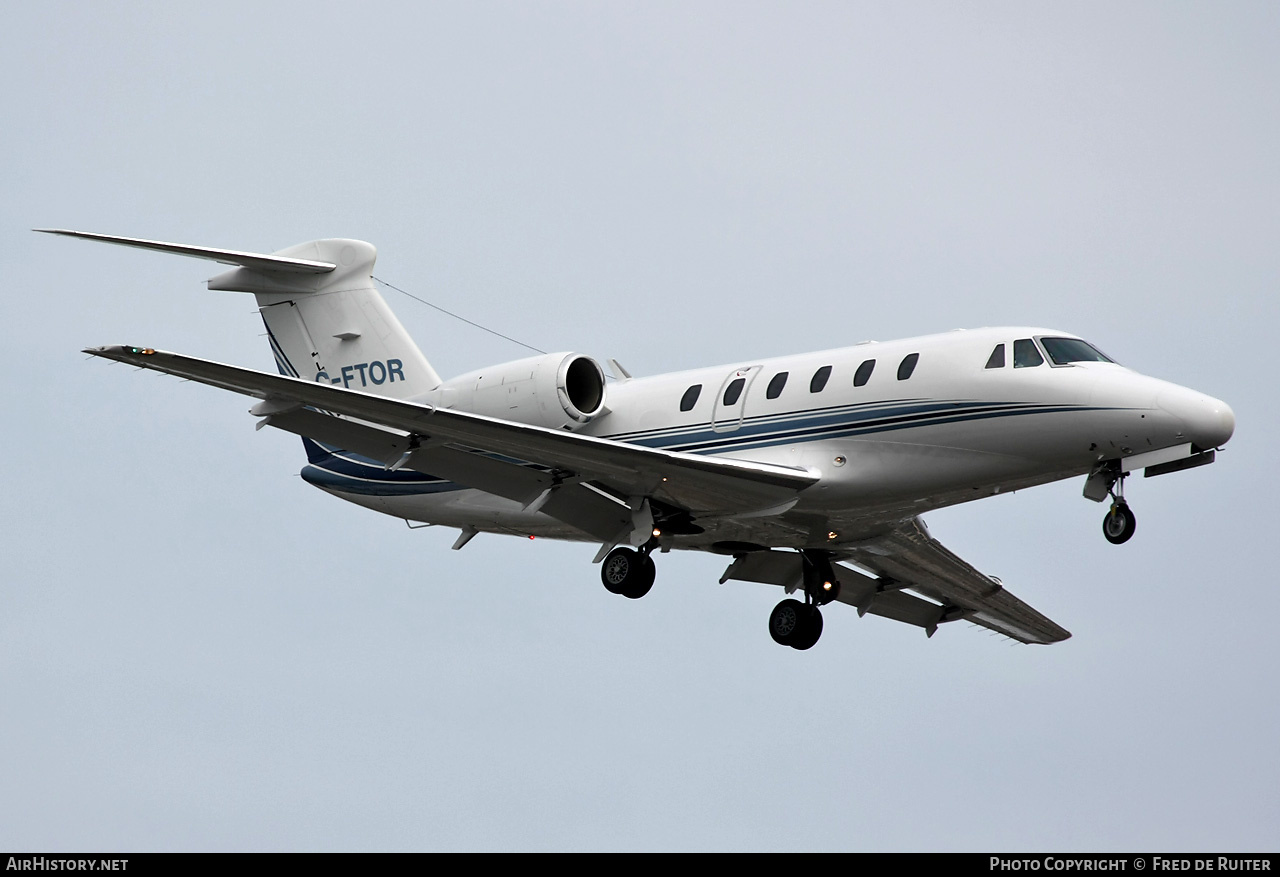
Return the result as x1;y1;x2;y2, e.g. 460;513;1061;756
300;438;463;497
299;401;1120;499
605;399;1111;455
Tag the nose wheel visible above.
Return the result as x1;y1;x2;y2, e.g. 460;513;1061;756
1085;464;1139;545
1100;472;1137;544
1103;501;1137;544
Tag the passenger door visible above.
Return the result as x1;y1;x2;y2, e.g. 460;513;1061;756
712;366;762;433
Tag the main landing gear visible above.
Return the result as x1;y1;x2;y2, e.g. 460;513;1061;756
599;542;841;651
768;550;841;651
600;541;657;600
769;599;823;650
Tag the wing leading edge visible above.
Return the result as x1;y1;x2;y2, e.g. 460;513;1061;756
83;346;818;531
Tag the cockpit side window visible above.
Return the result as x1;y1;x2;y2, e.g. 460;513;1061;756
985;344;1005;369
1013;338;1044;368
1040;337;1115;365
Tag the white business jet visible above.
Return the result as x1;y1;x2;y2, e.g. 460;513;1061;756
46;230;1235;649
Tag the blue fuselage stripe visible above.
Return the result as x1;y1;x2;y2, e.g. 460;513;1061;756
301;400;1108;498
612;400;1085;452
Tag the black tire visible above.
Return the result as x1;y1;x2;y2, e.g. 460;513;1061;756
791;606;824;651
1103;504;1137;544
769;599;806;646
622;555;656;600
601;547;639;594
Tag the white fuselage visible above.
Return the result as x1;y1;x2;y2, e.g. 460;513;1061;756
306;326;1234;550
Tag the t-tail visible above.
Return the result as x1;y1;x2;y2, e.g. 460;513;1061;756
40;229;443;475
38;229;442;399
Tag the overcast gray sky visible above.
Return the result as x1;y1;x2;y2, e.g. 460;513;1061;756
3;1;1277;852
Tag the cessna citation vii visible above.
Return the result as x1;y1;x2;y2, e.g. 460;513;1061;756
47;229;1236;650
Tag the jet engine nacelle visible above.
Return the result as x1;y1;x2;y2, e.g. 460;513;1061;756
434;352;608;431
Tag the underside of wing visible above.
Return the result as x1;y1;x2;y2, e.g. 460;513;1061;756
84;346;818;540
720;519;1070;644
266;407;637;542
837;519;1070;643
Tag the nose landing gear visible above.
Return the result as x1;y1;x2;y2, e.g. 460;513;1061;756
1103;500;1137;544
1085;463;1139;544
1102;473;1137;545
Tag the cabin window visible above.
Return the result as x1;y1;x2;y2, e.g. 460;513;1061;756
766;371;788;399
1040;337;1114;365
985;344;1006;369
1013;338;1044;368
722;378;746;406
897;353;919;381
680;384;701;411
853;359;875;387
810;365;832;393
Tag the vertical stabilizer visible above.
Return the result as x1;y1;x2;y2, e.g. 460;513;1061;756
38;229;441;400
208;239;442;398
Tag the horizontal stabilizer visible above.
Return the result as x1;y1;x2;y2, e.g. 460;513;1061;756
34;229;336;275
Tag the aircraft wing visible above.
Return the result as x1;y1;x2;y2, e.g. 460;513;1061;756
721;519;1070;644
84;346;818;535
836;519;1071;644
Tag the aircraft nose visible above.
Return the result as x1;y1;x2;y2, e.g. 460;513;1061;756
1157;386;1235;449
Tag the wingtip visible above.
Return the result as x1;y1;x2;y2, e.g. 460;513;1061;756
83;345;156;358
36;228;102;240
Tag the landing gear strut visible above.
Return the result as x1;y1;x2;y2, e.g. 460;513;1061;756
601;539;657;599
1102;473;1137;545
768;550;840;650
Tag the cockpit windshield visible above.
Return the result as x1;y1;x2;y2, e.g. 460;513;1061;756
1039;337;1115;366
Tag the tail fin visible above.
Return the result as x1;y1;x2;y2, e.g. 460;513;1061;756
39;229;441;398
210;239;441;398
